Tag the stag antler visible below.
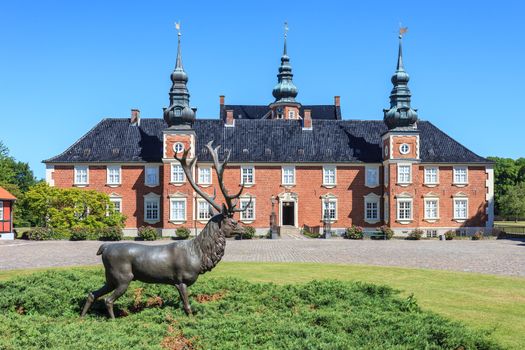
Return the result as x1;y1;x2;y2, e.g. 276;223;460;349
174;141;252;216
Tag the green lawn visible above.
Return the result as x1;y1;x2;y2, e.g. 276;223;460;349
495;221;525;227
2;263;524;349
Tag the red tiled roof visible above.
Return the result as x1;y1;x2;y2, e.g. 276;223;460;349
0;187;16;200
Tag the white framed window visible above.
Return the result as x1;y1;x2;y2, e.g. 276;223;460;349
0;201;3;220
424;198;439;220
322;199;337;221
454;198;468;220
197;200;212;221
424;167;439;185
144;195;160;223
74;165;89;185
198;167;212;185
145;165;159;186
453;166;468;185
288;110;295;119
109;197;122;213
173;142;184;153
397;198;412;221
282;166;295;185
241;166;254;185
426;230;437;238
106;165;121;185
170;198;186;221
323;166;336;186
365;166;379;188
364;194;380;223
399;143;410;155
397;164;411;184
240;198;255;221
171;163;185;183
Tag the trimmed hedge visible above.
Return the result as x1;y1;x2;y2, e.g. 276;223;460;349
138;226;158;241
176;227;191;240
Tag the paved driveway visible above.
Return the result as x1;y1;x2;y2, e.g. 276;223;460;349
1;238;524;277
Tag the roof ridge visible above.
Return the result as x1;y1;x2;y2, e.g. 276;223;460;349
43;119;109;163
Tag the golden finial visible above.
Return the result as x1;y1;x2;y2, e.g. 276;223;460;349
399;24;408;38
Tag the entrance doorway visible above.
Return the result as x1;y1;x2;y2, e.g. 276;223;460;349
282;201;295;226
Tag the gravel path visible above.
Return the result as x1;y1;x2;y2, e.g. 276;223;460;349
1;238;524;277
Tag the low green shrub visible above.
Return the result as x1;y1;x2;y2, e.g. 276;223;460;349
238;226;255;239
175;227;191;240
0;270;503;350
445;230;456;240
302;230;320;238
379;225;394;240
472;231;484;240
70;227;92;241
137;226;158;241
345;225;364;239
98;227;123;241
407;228;424;240
24;227;70;240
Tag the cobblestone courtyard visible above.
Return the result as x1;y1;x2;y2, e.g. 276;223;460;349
1;238;524;276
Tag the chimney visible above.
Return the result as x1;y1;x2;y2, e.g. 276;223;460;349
220;95;225;106
302;109;312;130
225;109;234;127
334;96;340;107
130;109;140;126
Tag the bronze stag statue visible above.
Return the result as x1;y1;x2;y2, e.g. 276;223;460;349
81;141;250;319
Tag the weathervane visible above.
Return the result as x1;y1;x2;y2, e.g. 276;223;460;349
399;23;408;39
175;21;181;37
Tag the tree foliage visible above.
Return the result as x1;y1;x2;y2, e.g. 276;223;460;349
499;183;525;221
488;156;525;218
24;183;125;230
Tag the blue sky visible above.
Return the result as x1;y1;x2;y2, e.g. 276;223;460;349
1;1;524;179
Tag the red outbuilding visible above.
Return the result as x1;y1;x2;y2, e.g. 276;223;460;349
0;187;16;240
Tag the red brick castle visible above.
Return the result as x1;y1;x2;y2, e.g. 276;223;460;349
44;28;494;238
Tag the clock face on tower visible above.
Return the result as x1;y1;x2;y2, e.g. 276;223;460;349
384;145;389;158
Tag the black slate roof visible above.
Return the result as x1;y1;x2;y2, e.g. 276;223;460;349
44;118;489;164
221;104;341;120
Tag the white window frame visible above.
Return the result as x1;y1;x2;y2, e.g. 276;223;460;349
424;167;439;186
198;167;212;185
288;110;295;119
197;199;212;221
241;166;255;186
169;198;187;222
424;198;439;220
399;143;410;155
106;165;121;186
364;193;380;224
145;165;159;187
365;165;379;188
240;197;255;221
74;165;89;186
282;166;295;186
173;142;184;153
171;163;185;183
453;166;468;186
109;197;122;213
397;163;412;185
144;193;160;224
453;197;469;221
0;201;3;221
322;198;338;222
396;198;413;222
323;166;337;187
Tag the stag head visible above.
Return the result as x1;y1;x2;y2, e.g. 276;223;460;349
174;141;252;236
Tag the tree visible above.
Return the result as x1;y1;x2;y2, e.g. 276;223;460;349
499;183;525;221
488;156;525;217
24;183;126;229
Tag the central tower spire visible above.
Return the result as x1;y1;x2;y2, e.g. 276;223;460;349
383;28;418;129
270;22;301;119
164;22;196;127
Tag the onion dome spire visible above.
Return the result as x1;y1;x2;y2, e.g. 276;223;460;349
383;28;418;130
164;22;196;127
272;22;298;103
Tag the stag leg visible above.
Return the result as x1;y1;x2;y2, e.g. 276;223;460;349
105;282;130;319
176;283;193;316
81;284;115;317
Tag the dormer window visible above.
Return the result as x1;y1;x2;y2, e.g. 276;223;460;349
175;108;182;117
288;110;295;119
